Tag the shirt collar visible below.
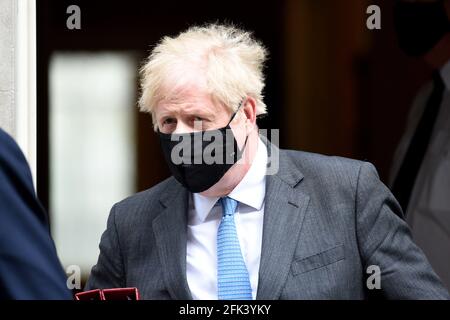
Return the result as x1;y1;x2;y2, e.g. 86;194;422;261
439;58;450;90
191;137;267;224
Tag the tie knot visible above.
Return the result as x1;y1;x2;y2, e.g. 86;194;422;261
219;197;238;217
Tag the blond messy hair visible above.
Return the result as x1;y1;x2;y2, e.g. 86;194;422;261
138;23;269;130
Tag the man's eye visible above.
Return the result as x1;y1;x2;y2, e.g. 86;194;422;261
193;116;204;122
163;118;176;125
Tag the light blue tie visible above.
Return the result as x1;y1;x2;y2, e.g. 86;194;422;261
217;197;253;300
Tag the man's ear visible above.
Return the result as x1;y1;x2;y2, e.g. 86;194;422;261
242;97;257;127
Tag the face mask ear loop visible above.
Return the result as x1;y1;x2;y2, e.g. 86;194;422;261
241;132;250;151
226;98;246;126
233;98;250;156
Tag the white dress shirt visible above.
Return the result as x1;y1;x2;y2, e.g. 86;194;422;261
390;59;450;289
186;137;268;300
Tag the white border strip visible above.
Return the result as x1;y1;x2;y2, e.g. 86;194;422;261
15;0;37;187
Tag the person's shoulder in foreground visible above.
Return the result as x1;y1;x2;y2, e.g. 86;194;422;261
0;128;72;300
87;143;450;299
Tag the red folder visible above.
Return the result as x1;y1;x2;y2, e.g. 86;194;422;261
75;287;140;300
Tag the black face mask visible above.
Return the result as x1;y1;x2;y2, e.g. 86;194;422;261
158;104;248;193
394;0;449;57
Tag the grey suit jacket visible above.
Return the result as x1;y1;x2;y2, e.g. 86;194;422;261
86;143;449;299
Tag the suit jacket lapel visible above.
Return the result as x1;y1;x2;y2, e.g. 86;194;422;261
256;148;310;300
152;180;193;300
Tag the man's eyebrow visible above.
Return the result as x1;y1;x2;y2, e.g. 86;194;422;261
183;106;215;118
158;112;175;120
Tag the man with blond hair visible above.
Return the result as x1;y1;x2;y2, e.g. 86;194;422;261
86;24;449;299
